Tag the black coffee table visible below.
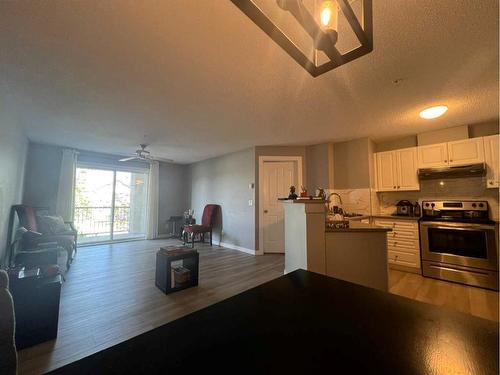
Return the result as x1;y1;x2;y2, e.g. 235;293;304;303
50;270;498;374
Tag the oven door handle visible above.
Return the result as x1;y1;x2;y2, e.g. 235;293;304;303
422;223;495;231
428;264;492;276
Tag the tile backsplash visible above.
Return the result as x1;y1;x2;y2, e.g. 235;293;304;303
376;177;499;221
327;188;372;215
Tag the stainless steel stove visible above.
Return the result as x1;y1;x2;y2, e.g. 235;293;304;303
419;200;499;290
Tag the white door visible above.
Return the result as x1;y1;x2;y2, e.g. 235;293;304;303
376;151;397;191
396;147;420;191
447;138;485;166
261;161;297;253
484;135;499;188
417;143;449;168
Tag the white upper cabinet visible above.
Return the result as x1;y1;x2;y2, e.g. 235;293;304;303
396;148;419;191
376;147;419;191
447;138;484;166
376;151;398;191
418;138;485;168
484;135;499;188
417;143;448;168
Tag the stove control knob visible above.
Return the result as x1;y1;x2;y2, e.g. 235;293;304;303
425;203;430;207
430;203;435;207
472;203;477;208
479;203;484;208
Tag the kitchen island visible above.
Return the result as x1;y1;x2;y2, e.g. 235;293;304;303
51;270;499;374
283;200;391;291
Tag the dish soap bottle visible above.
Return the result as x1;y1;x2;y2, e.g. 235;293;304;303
413;202;421;217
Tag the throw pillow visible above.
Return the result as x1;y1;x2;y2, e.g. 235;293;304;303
37;215;67;235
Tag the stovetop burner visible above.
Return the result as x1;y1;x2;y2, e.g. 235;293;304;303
420;199;492;224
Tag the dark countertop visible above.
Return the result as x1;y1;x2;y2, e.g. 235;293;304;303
51;270;498;374
326;222;392;232
371;214;420;221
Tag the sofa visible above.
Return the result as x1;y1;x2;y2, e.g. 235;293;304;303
0;269;17;374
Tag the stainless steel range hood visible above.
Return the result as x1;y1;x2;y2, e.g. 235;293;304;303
418;163;486;180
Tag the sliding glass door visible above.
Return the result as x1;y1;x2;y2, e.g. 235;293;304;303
74;166;148;244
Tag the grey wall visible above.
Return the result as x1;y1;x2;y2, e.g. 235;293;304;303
374;121;499;152
417;125;469;146
23;142;63;213
158;162;190;235
469;120;499;138
189;148;255;250
23;142;190;236
333;138;372;189
374;135;418;152
0;114;28;265
306;143;333;190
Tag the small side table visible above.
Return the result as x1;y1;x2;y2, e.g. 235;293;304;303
8;269;62;349
155;247;199;294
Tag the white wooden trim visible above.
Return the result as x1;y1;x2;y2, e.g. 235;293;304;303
257;155;303;256
219;242;256;255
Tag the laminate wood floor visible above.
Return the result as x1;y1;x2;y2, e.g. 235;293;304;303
389;269;499;322
17;239;284;374
17;241;499;374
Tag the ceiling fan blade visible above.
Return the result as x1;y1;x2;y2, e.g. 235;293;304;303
119;156;139;162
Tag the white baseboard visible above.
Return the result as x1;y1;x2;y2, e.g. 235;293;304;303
219;242;255;255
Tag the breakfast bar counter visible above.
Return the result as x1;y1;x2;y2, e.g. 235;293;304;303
282;200;390;291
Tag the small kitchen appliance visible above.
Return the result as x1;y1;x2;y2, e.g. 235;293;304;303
396;200;413;216
419;200;498;290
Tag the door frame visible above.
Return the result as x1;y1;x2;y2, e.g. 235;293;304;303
257;155;303;255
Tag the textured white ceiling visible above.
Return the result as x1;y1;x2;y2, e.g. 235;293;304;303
0;0;498;163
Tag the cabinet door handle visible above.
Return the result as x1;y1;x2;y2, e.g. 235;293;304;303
450;159;453;162
393;186;396;189
264;210;268;213
444;160;448;162
397;186;400;189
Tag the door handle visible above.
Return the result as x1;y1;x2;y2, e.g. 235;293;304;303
264;210;268;214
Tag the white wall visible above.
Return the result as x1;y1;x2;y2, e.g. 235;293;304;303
0;112;28;265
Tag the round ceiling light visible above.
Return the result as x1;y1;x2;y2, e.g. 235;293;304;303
419;105;448;119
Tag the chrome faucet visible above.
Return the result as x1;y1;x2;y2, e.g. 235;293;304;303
326;192;343;215
327;192;343;206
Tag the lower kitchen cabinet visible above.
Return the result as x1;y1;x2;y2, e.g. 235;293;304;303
373;218;421;272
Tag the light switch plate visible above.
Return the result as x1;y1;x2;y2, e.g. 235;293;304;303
248;199;253;206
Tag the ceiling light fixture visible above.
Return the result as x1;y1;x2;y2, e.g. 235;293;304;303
419;105;449;120
230;0;373;77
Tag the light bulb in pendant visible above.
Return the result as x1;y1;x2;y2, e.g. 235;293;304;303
319;1;338;30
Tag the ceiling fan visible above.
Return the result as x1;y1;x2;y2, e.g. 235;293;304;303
119;144;173;163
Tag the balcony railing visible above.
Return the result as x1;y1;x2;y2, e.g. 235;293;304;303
74;206;141;241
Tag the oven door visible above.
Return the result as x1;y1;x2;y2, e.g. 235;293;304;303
420;221;498;271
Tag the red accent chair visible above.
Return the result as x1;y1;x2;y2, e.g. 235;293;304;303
8;205;78;268
183;205;219;248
